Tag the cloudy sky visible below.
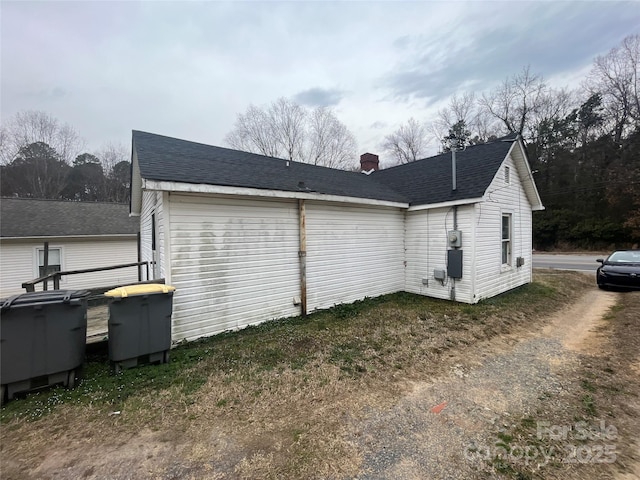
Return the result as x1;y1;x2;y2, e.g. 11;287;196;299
1;1;638;163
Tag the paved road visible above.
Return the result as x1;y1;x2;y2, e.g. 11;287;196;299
532;253;603;272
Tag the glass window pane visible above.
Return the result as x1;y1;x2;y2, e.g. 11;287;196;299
502;216;510;240
38;248;61;266
39;264;61;277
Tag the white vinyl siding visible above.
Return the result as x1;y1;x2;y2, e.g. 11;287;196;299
305;202;405;311
405;206;475;303
0;241;37;297
156;192;167;279
140;190;154;278
474;153;533;301
52;239;138;290
130;146;537;340
0;238;138;297
140;190;165;280
168;194;300;341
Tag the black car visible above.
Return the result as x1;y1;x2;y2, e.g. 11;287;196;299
596;250;640;290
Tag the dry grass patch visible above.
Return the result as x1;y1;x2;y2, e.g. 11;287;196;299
1;271;592;479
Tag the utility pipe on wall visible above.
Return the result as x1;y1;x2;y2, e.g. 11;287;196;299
43;241;49;291
451;205;458;302
298;199;307;316
452;148;457;191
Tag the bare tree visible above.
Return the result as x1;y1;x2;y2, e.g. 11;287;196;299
433;92;499;146
225;98;305;161
585;34;640;143
0;110;84;165
382;117;430;164
225;104;282;158
435;92;476;136
97;142;131;202
307;107;357;169
479;66;547;139
225;98;358;168
269;98;306;161
471;108;500;144
527;87;577;146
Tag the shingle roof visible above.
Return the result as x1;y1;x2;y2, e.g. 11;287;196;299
132;131;519;207
371;134;518;205
133;131;409;204
0;198;139;238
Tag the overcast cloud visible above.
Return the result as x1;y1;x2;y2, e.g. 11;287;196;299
1;1;638;162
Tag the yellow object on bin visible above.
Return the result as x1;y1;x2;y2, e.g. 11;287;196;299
104;284;176;298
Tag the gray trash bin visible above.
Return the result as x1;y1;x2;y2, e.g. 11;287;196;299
104;284;175;373
0;290;89;404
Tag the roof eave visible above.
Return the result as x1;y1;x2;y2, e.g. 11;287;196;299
142;179;409;209
511;138;544;210
407;197;483;211
130;137;143;215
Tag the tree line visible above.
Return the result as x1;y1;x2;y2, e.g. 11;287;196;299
379;34;640;249
0;111;130;203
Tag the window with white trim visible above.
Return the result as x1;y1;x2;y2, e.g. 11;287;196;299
37;248;62;277
501;214;512;265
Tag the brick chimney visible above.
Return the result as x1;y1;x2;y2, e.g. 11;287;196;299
360;153;379;173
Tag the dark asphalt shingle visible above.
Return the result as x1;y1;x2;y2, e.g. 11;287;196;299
371;134;518;205
0;198;139;238
133;131;409;204
133;131;519;207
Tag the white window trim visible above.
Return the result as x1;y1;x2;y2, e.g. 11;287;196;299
34;245;65;282
501;213;512;270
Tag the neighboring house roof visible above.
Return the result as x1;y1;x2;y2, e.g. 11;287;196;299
0;198;139;238
131;130;543;210
133;130;409;204
372;134;519;206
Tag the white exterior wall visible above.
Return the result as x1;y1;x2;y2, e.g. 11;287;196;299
140;190;166;280
133;154;535;342
405;205;475;303
0;241;35;297
305;202;405;311
167;194;301;341
139;190;154;278
156;192;167;279
474;154;533;301
0;238;138;297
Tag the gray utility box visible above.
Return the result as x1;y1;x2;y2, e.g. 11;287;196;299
0;290;89;404
105;284;175;373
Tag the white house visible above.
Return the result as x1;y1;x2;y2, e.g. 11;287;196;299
0;198;140;298
130;131;543;342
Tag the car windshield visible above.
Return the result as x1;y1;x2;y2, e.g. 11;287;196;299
608;251;640;263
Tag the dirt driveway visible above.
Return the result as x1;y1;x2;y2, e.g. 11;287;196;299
353;288;639;479
2;278;639;479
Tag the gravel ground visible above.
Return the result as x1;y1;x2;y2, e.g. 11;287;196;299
351;289;618;479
